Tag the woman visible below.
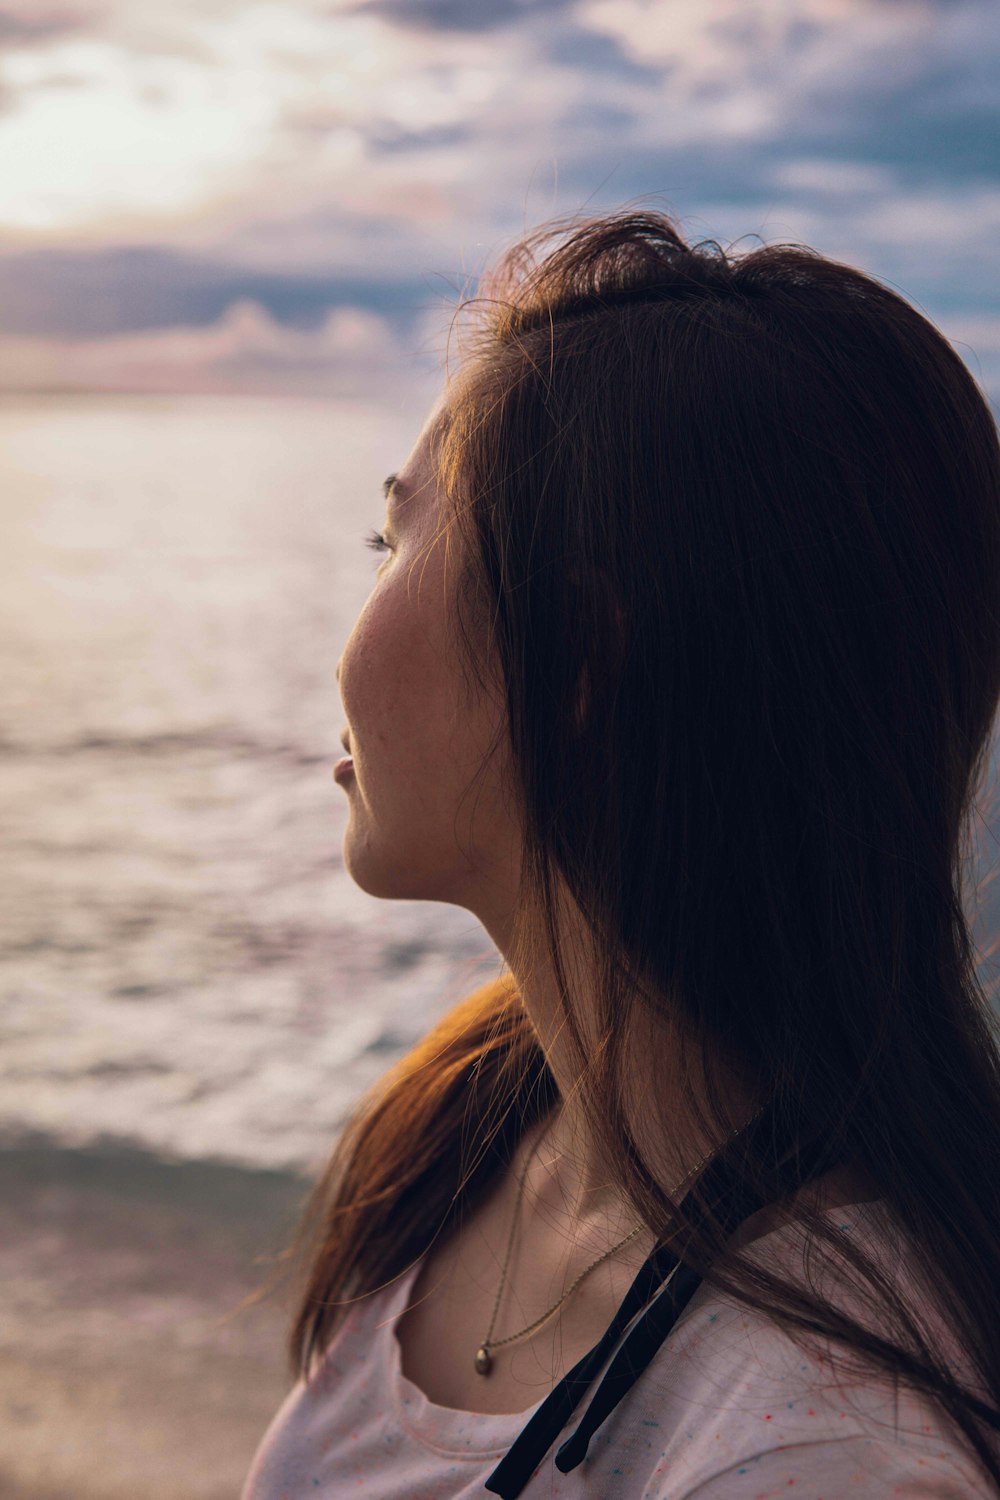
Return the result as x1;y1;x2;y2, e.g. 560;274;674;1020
241;208;1000;1497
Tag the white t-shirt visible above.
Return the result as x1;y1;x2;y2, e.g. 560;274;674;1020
240;1199;994;1498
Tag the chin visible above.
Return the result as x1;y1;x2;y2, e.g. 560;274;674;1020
341;825;477;908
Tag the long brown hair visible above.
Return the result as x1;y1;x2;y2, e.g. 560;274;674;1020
259;208;1000;1484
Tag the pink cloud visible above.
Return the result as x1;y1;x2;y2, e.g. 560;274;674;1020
0;296;434;395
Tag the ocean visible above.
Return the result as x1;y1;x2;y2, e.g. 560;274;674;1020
0;392;503;1176
2;392;998;1178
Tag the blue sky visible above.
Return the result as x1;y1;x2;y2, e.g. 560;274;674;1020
0;0;996;402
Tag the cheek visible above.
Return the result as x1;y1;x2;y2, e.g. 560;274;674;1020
341;591;409;743
339;570;451;776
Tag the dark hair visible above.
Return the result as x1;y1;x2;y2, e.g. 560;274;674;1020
255;208;1000;1484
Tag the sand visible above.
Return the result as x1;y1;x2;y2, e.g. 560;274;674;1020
0;1140;317;1500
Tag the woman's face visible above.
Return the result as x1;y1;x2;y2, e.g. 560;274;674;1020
334;392;519;916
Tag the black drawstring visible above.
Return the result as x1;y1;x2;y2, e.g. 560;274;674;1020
484;1108;834;1498
480;1240;684;1497
552;1259;703;1474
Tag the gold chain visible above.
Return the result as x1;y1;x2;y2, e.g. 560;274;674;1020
476;1110;767;1374
474;1126;705;1375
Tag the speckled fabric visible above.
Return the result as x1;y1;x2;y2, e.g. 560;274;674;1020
241;1200;993;1498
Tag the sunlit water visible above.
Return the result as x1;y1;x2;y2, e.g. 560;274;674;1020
2;394;998;1175
0;393;502;1174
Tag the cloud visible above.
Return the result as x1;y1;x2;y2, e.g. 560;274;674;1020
355;0;574;33
0;2;99;47
0;0;991;263
0;0;994;394
572;0;1000;166
0;241;445;338
763;182;1000;308
0;297;444;396
0;3;549;245
769;159;896;197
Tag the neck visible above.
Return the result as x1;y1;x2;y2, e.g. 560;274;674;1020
498;1112;655;1317
478;885;761;1245
521;1104;629;1230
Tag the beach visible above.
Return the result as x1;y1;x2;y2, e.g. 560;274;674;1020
0;1140;312;1500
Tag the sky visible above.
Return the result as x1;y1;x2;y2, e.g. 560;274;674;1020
0;0;996;403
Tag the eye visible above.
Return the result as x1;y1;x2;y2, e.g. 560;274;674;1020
363;527;392;555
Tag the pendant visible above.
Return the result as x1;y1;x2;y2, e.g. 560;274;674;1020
475;1344;493;1375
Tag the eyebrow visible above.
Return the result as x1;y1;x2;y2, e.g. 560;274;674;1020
383;473;404;502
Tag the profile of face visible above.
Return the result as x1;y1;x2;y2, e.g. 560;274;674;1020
335;392;520;919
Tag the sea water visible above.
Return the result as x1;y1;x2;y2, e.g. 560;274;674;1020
0;392;501;1174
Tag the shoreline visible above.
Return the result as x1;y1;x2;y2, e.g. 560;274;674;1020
0;1139;316;1500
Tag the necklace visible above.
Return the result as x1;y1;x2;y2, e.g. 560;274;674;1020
474;1128;649;1377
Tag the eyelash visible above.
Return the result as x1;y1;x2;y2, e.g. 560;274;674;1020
363;527;391;555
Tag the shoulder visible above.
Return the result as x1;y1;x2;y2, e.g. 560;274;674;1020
655;1432;991;1499
627;1200;994;1499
